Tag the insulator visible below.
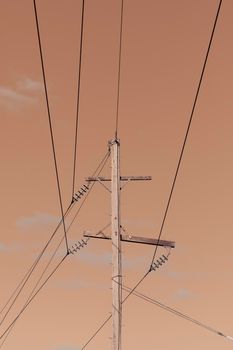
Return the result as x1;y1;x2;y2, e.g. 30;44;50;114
156;259;163;266
70;237;89;255
152;263;159;270
151;252;170;271
73;184;89;202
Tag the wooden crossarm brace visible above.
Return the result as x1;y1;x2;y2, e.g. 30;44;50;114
83;232;175;248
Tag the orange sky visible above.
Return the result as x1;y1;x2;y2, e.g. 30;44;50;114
0;0;233;349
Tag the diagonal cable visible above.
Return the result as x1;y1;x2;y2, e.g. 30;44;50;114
72;0;85;199
0;255;67;342
0;150;109;328
121;283;231;340
150;0;223;266
80;271;149;349
0;237;65;348
0;151;110;346
33;0;69;253
0;204;72;328
77;1;224;348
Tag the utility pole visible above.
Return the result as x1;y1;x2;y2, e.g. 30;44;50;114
110;139;122;350
84;138;175;349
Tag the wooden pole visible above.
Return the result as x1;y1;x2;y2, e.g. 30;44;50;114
110;139;122;350
84;141;175;347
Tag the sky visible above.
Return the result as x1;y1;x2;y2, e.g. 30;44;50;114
0;0;233;349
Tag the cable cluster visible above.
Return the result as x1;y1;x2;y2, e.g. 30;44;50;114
72;184;89;203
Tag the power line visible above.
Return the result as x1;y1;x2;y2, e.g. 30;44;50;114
121;284;232;341
81;315;112;350
81;2;224;346
0;255;68;342
2;0;224;347
33;0;69;253
68;151;110;231
0;150;109;329
115;0;124;139
1;0;93;318
81;267;231;348
150;0;223;266
0;234;65;348
1;1;91;328
0;204;73;328
0;151;110;347
72;0;85;199
80;271;149;349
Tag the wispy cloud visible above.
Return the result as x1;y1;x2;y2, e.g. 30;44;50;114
0;86;35;110
0;77;43;110
173;288;194;300
123;255;149;269
77;250;112;265
16;77;43;92
122;218;155;230
0;242;7;252
76;250;148;270
53;278;108;291
17;212;60;230
0;241;23;253
54;280;89;290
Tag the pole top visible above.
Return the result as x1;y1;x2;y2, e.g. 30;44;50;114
108;138;120;147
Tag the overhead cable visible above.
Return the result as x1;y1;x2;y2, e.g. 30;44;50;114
76;1;224;348
72;0;85;199
0;151;110;347
1;0;93;319
0;234;66;348
150;0;223;266
33;0;69;253
115;0;124;139
0;255;67;342
81;268;232;349
0;204;72;328
80;271;149;349
0;150;109;329
122;283;233;342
